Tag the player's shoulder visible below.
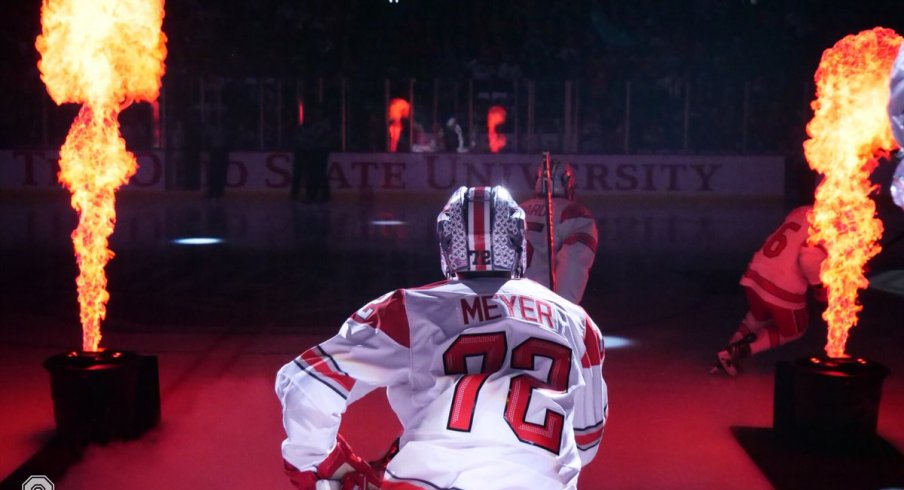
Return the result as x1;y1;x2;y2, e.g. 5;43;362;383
400;278;482;299
500;279;598;346
511;278;589;317
405;278;453;292
519;197;546;216
349;288;413;347
560;200;595;222
786;205;812;222
352;288;407;320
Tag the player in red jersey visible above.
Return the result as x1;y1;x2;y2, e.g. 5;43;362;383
276;186;608;489
712;206;827;376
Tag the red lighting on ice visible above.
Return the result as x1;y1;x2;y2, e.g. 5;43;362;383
487;105;507;153
36;0;167;352
388;98;410;153
803;27;902;358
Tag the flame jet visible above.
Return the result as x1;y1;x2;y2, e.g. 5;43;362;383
803;27;902;358
487;105;507;153
36;0;167;351
388;98;410;153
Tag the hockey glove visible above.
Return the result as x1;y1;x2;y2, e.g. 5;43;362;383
284;434;382;490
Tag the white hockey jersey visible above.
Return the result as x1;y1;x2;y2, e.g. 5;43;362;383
276;277;608;490
740;206;826;309
890;45;904;209
520;197;599;304
890;44;904;148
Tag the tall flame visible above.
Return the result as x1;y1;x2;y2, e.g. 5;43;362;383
803;27;902;358
487;105;507;153
388;98;410;153
36;0;167;352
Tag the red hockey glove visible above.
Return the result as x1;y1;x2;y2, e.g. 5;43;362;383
284;434;382;490
337;437;401;490
283;460;318;489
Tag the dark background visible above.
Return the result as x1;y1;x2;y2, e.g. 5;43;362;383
2;0;903;156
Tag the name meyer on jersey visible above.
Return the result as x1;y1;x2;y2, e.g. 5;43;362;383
461;293;555;330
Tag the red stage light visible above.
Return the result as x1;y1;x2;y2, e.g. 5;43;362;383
487;105;507;153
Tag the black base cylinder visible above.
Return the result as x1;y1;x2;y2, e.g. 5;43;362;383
44;350;160;444
774;357;888;448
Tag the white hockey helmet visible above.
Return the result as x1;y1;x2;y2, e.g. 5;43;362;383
437;186;526;279
535;159;576;200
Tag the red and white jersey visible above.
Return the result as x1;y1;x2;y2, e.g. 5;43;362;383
520;197;599;304
890;44;904;147
740;206;826;309
276;277;608;490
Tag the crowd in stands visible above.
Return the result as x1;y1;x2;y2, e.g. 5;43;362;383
2;0;901;155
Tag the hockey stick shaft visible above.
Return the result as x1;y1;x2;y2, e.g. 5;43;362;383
544;152;556;291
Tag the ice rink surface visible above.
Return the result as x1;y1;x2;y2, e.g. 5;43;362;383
1;188;903;489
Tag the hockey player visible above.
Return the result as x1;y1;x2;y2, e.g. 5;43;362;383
712;206;827;376
890;44;904;210
521;160;599;304
276;186;608;489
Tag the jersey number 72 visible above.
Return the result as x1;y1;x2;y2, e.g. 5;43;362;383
442;333;571;454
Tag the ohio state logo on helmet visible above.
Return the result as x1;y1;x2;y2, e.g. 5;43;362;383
437;186;526;278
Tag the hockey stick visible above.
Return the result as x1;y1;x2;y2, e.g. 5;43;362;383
543;152;557;292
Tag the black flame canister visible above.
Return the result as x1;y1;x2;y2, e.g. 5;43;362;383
43;350;160;444
774;356;889;448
